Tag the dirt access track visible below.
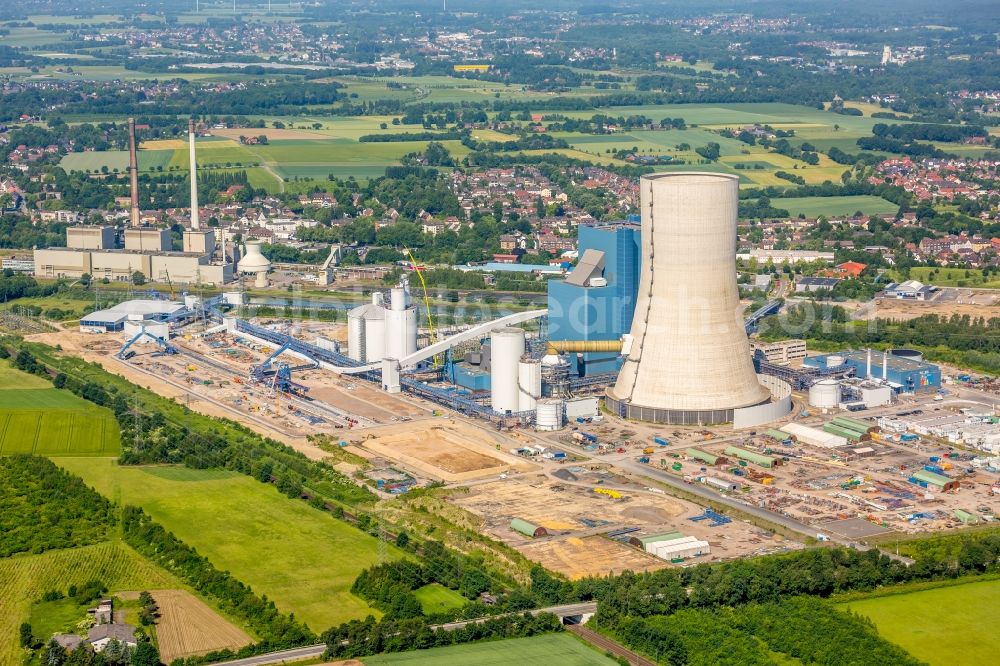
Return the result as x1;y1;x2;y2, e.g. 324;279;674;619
354;419;536;482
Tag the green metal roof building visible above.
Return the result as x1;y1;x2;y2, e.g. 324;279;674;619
510;518;548;538
687;448;725;465
765;428;791;442
724;446;777;468
954;509;978;524
831;416;873;435
911;469;959;491
629;531;684;549
823;423;864;441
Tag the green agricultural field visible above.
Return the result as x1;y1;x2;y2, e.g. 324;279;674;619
768;195;898;217
58;459;405;630
842;579;1000;665
362;633;618;666
413;583;467;615
60;149;174;173
0;366;121;457
0;541;180;665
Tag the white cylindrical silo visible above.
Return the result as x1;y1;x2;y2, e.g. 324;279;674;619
517;357;541;412
609;173;770;424
827;354;845;368
365;315;386;363
808;379;841;409
490;327;525;413
535;398;564;431
384;306;416;360
347;309;366;362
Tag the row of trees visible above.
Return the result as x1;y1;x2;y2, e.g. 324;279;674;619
0;455;115;557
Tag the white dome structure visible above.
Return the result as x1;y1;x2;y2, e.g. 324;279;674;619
238;240;271;287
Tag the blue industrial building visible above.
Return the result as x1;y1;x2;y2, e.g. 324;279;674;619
547;222;641;375
804;350;941;393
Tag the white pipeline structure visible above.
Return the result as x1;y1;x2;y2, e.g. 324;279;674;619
490;327;525;413
347;281;418;364
607;173;780;425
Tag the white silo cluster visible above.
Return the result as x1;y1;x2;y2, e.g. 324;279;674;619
347;280;417;363
489;327;525;413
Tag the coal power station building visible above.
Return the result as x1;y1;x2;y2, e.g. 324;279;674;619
606;173;791;426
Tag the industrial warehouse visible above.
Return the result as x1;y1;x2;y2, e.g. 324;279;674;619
28;170;1000;582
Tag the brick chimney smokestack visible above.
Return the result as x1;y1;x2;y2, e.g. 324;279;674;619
128;118;140;228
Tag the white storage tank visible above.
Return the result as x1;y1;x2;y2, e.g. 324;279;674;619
535;399;564;431
809;379;841;409
365;316;386;363
347;313;365;362
490;327;525;413
826;354;845;368
517;357;541;412
384;282;417;360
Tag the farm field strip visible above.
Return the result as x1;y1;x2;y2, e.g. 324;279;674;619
57;458;403;630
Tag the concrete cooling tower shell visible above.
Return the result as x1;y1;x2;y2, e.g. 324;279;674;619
607;173;770;424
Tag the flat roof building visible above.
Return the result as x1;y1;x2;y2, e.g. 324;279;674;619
79;299;190;333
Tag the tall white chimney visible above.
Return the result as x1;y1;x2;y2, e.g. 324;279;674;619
866;348;873;379
882;350;889;382
188;119;200;230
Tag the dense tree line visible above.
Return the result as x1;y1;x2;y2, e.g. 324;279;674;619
603;597;922;666
873;122;986;143
322;611;563;660
0;455;115;557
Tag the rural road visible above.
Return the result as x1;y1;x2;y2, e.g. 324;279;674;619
207;602;599;665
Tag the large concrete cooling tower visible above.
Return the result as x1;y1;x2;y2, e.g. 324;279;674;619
607;173;770;424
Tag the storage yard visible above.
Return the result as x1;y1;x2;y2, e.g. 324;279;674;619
451;469;796;578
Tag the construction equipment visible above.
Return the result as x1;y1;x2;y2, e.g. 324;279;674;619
164;269;175;299
248;336;319;395
116;327;178;360
404;248;440;365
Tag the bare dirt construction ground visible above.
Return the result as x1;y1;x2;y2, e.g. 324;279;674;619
355;420;534;482
451;472;785;577
150;590;252;663
25;329;327;460
519;535;668;580
306;378;426;423
864;292;1000;322
212;127;330;141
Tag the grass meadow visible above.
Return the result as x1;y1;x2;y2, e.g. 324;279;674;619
362;633;618;666
841;579;1000;665
768;195;899;217
413;583;467;615
57;458;405;631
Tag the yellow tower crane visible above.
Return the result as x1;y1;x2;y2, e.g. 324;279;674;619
404;249;441;366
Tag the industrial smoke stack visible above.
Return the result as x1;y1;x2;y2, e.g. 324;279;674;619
188;119;200;230
607;173;770;424
128;118;140;228
882;350;888;381
866;348;873;379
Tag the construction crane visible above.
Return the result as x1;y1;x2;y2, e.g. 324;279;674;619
248;337;319;394
404;248;441;366
166;269;177;299
117;327;178;360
